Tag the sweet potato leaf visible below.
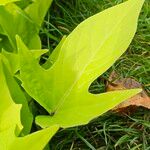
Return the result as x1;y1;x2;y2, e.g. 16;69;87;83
0;0;53;51
0;0;52;51
2;63;33;134
0;0;20;5
43;36;67;69
0;56;22;132
18;0;144;128
36;89;142;128
0;56;33;134
25;0;53;27
11;125;58;150
0;3;40;51
1;49;48;74
0;125;59;150
0;56;59;149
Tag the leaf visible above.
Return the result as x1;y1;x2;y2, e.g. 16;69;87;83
18;0;144;128
0;56;22;132
107;71;150;111
25;0;53;27
0;125;59;150
0;55;33;134
0;0;20;5
0;3;40;51
2;63;33;134
0;55;59;149
11;125;59;150
43;36;67;69
0;0;53;52
36;89;142;128
1;49;48;74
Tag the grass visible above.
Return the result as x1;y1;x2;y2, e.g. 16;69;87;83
40;0;150;149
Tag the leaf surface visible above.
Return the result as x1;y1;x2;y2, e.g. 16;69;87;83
1;49;48;74
25;0;53;27
0;0;53;51
43;36;67;69
18;0;144;128
0;56;59;149
0;3;40;51
36;89;142;128
0;56;22;132
0;0;20;5
0;125;59;150
3;63;33;134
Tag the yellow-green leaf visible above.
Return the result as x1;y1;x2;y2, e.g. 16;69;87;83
0;56;22;132
25;0;53;27
1;49;48;74
18;0;144;128
0;0;20;5
0;125;59;150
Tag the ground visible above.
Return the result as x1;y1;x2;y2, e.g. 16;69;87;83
40;0;150;149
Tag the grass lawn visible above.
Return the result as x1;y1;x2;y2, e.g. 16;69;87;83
40;0;150;149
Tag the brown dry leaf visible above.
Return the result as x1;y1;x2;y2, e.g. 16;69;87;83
106;71;150;112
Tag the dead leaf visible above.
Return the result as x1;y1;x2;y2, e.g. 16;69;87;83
106;71;150;112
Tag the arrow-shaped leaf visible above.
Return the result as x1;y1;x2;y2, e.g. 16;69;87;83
18;0;144;128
